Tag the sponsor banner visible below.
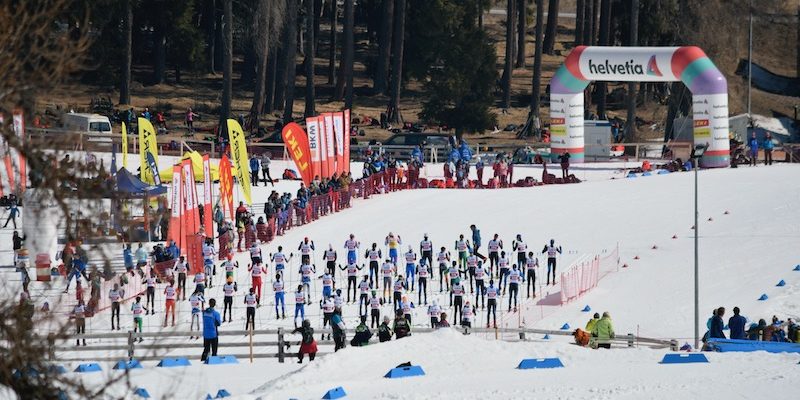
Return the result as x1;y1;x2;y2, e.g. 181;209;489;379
12;111;25;192
121;122;128;169
550;93;585;162
219;155;234;221
332;112;345;174
138;117;159;184
167;164;183;246
692;93;729;167
227;119;252;205
319;116;329;178
305;117;322;179
578;47;680;82
323;113;335;177
281;122;313;186
202;154;213;233
343;109;351;173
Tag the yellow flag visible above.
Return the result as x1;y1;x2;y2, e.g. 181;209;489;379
121;122;128;169
138;117;159;183
227;119;252;205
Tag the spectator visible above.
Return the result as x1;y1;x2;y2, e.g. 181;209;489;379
186;107;198;133
709;307;726;339
249;156;260;187
141;107;152;121
4;202;20;228
437;312;451;328
747;319;767;340
378;316;393;342
591;311;614;349
260;152;274;186
201;298;221;362
585;312;600;332
393;309;411;339
748;132;759;166
558;151;571;179
292;319;318;363
350;315;373;346
728;306;747;340
156;111;167;131
763;132;774;165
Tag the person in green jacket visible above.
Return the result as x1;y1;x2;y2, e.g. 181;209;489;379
585;313;600;332
591;311;614;349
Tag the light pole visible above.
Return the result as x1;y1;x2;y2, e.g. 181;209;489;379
747;0;753;116
691;143;707;350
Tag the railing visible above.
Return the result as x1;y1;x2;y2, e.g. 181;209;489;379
560;244;620;305
50;326;678;364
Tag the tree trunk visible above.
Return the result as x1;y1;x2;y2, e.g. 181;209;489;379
510;0;516;64
152;3;167;84
327;0;337;85
502;0;514;108
543;0;559;55
575;0;584;45
590;0;599;45
342;0;355;109
314;0;323;57
582;0;591;45
531;0;544;118
119;0;132;105
249;0;272;131
304;0;316;117
265;48;278;113
220;0;233;134
478;0;484;29
388;0;405;124
283;0;299;123
515;0;527;68
625;0;638;141
596;0;611;119
214;1;224;72
204;0;217;74
374;0;393;94
274;45;287;110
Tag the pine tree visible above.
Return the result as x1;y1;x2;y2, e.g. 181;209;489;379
543;0;559;54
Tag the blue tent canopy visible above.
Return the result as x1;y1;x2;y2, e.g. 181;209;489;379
114;167;167;198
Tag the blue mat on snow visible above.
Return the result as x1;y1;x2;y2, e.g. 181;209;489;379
660;353;709;364
518;358;564;369
707;339;800;354
384;365;425;378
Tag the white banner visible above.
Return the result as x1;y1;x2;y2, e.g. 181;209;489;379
578;47;680;82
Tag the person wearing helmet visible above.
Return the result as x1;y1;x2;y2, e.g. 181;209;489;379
344;234;360;265
486;279;499;328
369;289;382;328
364;243;382;286
462;300;474;328
541;239;562;285
447;261;462;306
419;234;433;270
222;276;237;322
270;246;292;273
293;285;306;327
498;251;511;293
404;245;417;291
451;277;465;324
380;259;394;301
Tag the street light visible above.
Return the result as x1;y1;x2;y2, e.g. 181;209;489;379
690;143;708;350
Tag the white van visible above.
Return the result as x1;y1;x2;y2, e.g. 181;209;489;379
62;113;113;135
61;113;113;144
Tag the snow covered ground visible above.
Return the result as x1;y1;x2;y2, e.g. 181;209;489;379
2;154;799;399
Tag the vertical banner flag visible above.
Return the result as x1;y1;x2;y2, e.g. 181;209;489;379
167;164;183;247
343;109;351;173
181;159;199;252
145;153;161;186
280;122;313;186
323;113;335;177
332;112;345;174
12;111;25;192
138;117;159;184
121;122;128;169
318;117;329;178
0;114;6;195
305;117;321;180
226;119;252;205
202;154;213;232
218;155;234;221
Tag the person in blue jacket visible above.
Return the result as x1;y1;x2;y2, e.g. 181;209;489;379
762;132;774;165
747;132;759;166
709;307;726;339
249;156;260;186
123;244;134;274
411;145;423;164
470;224;485;261
165;240;180;260
201;298;222;361
459;140;473;161
728;306;747;340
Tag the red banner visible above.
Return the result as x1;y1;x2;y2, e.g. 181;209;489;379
323;113;335;178
167;164;183;246
12;111;25;192
202;154;213;233
343;109;351;174
332;112;345;174
281;122;313;186
181;159;200;253
219;155;234;221
318;118;329;178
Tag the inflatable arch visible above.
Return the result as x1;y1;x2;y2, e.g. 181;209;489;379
549;46;729;167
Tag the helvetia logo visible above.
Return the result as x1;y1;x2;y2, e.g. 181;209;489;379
588;59;644;75
646;55;662;76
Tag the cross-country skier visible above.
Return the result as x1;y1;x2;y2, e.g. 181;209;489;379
487;233;504;277
299;262;315;304
437;246;451;292
323;245;337;276
271;246;292;274
474;260;487;309
512;234;528;270
380;259;394;301
319;270;335;299
541;239;562;285
293;285;306;327
369;290;381;328
507;264;523;312
364;243;382;286
248;262;266;305
498;251;511;293
385;232;402;265
244;287;257;331
486;280;498;328
451;277;465;324
417;259;430;305
273;273;285;319
454;234;470;270
344;234;360;265
428;300;440;328
358;275;371;315
419;234;433;269
222;277;236;322
340;262;363;303
297;237;315;265
526;251;539;298
403;246;417;291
